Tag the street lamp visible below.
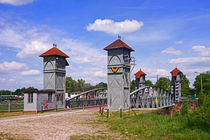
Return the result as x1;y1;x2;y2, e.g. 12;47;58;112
195;72;203;94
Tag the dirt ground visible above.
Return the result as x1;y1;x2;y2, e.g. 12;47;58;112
0;110;109;140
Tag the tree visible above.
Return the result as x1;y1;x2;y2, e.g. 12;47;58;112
0;90;12;95
181;75;190;97
95;82;107;88
84;83;94;91
77;79;86;92
145;80;153;86
130;80;136;92
66;77;78;93
14;87;38;95
193;71;210;95
156;77;171;90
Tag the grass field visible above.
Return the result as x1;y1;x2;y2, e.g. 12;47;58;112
96;110;210;140
0;102;23;112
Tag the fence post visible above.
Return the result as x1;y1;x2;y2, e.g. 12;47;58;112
8;101;11;112
107;109;109;118
99;105;101;114
101;107;104;115
120;108;122;118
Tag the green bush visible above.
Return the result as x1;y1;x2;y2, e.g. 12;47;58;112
188;94;210;128
181;103;189;116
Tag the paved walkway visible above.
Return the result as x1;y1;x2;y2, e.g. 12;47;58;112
0;109;105;140
0;110;84;123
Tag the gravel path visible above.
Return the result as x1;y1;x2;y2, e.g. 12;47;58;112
0;110;105;140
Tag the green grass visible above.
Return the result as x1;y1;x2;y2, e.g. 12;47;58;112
0;103;23;112
0;111;25;118
97;110;210;140
70;135;114;140
0;133;27;140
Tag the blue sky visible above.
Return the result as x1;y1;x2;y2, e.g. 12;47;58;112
0;0;210;90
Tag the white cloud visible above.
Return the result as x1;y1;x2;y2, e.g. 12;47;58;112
20;69;41;76
169;57;210;64
0;61;28;73
60;38;107;67
17;41;50;58
174;40;183;44
0;18;55;58
0;0;34;6
0;28;25;48
87;19;143;34
162;47;182;55
192;45;210;56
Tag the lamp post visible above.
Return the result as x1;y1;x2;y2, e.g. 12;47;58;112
195;72;203;94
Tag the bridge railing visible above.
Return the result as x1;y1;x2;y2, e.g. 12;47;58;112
67;88;107;109
130;86;175;108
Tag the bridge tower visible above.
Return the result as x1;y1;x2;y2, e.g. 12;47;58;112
170;68;182;102
104;39;134;110
135;69;146;89
40;44;69;107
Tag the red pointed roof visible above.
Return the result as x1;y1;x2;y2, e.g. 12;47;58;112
40;47;69;58
135;69;146;78
104;39;134;51
170;68;182;76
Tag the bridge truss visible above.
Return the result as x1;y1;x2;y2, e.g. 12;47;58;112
68;86;175;109
68;88;107;109
130;86;175;108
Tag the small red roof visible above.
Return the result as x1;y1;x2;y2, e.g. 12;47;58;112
135;69;146;78
40;47;69;58
170;68;182;76
104;39;134;51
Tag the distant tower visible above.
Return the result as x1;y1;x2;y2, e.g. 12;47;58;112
104;39;134;110
170;68;182;102
40;44;69;106
135;69;146;89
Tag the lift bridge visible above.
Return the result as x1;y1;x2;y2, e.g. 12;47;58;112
24;39;182;113
68;85;176;109
68;39;182;110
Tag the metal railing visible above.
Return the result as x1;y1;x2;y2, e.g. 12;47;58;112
0;101;24;112
67;88;107;109
130;86;175;108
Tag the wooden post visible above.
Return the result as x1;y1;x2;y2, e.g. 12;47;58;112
107;109;109;118
120;108;122;118
101;107;104;115
99;105;101;114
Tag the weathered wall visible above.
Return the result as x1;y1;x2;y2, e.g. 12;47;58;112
107;49;131;110
24;93;37;112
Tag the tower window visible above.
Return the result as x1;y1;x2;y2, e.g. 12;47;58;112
28;93;33;103
48;93;52;103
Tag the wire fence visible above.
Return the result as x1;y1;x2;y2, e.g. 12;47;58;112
0;101;24;112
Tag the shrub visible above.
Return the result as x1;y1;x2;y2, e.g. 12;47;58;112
188;94;210;128
181;103;189;116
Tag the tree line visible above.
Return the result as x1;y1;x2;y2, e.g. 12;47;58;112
0;71;209;96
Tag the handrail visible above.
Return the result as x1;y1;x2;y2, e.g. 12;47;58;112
130;86;171;96
69;88;107;100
